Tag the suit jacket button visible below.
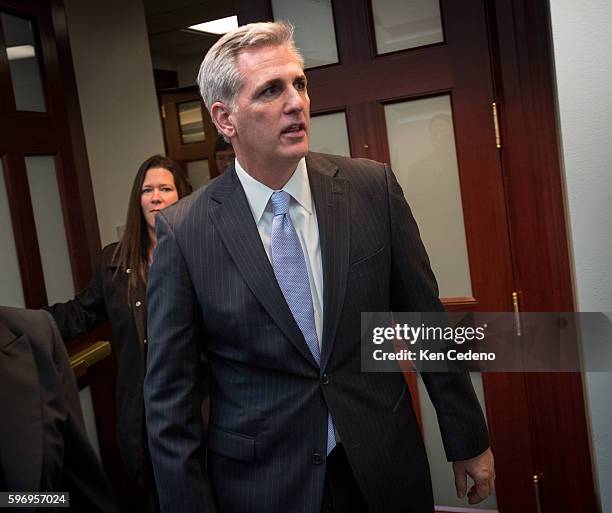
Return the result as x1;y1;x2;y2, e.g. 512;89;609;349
321;374;330;385
135;300;142;307
312;453;323;465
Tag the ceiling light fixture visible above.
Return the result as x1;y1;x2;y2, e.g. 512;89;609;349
189;15;238;35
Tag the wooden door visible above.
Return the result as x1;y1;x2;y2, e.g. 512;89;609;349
0;0;99;308
159;87;226;189
235;1;597;512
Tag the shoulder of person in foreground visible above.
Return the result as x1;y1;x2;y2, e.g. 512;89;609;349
0;306;119;513
307;151;388;178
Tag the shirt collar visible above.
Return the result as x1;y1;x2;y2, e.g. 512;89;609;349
234;157;312;223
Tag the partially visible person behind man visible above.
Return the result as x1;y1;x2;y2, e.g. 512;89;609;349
0;306;118;513
213;134;235;174
145;21;495;513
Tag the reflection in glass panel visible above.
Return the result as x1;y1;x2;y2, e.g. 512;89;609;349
1;12;46;112
0;161;25;307
178;101;205;144
417;373;497;509
372;0;444;54
272;0;338;69
310;112;351;157
25;156;75;304
186;159;210;190
384;95;472;297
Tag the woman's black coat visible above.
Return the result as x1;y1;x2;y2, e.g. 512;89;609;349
46;243;150;485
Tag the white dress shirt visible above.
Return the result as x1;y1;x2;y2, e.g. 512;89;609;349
234;157;324;348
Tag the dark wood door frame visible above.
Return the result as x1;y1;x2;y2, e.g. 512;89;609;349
236;1;597;512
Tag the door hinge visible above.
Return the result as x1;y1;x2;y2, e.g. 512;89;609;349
492;102;501;149
533;473;543;513
512;291;522;337
160;105;166;119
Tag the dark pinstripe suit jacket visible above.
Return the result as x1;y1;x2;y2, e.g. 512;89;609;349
0;307;118;513
144;152;489;513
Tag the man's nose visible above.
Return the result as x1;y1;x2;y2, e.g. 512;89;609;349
284;87;306;113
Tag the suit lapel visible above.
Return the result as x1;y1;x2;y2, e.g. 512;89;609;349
209;165;319;369
306;153;351;371
0;322;44;491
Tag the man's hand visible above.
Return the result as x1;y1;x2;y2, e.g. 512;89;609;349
452;447;495;504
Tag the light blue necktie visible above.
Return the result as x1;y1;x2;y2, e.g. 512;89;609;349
270;190;336;456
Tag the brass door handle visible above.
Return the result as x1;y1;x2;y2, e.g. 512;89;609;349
69;341;111;379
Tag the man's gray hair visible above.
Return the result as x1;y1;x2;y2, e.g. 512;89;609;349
196;21;304;114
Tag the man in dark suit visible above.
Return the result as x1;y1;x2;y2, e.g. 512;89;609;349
0;306;118;513
144;21;495;513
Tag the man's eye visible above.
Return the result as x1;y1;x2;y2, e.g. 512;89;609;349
295;81;306;91
263;86;277;96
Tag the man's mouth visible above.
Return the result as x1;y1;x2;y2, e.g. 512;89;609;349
281;123;306;135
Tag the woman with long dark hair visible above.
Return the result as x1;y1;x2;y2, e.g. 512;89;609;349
46;155;191;512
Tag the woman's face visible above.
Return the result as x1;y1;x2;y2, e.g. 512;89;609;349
141;167;179;231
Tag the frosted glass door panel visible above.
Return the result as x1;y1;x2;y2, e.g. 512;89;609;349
371;0;444;54
25;156;74;304
272;0;338;69
1;12;46;112
310;112;351;157
0;161;25;307
417;373;497;509
79;386;101;460
186;159;210;190
178;101;205;143
384;96;472;297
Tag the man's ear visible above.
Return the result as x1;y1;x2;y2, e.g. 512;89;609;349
211;101;235;139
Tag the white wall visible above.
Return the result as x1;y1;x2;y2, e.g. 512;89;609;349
549;1;612;511
63;0;165;246
61;0;164;456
